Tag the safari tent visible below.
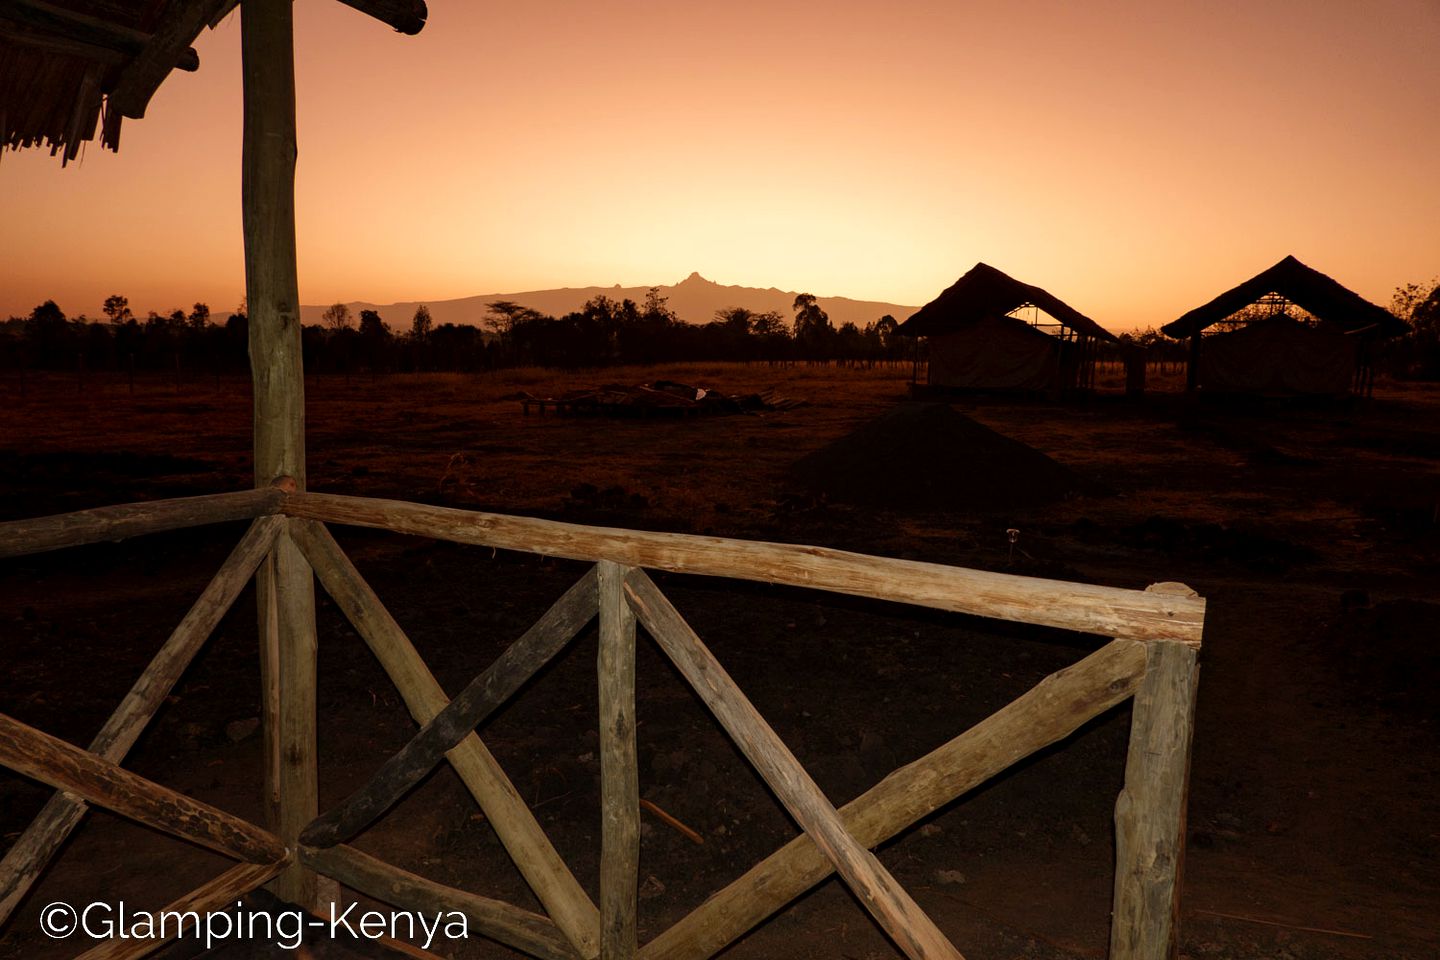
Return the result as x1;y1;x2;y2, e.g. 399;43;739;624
0;6;1205;960
1161;255;1407;397
897;263;1118;395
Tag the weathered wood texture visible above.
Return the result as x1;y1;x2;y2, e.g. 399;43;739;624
281;493;1204;645
241;0;305;494
257;525;319;905
242;0;316;908
300;844;578;960
0;516;280;924
72;860;284;960
290;520;601;959
624;571;964;960
598;562;639;960
109;0;233;119
302;565;599;847
0;487;282;560
1110;640;1200;960
0;0;200;69
640;637;1149;960
0;712;286;864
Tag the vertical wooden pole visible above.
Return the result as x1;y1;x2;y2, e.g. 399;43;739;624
597;561;639;960
242;0;317;909
1110;635;1200;960
1185;333;1200;394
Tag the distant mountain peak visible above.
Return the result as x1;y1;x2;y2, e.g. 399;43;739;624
301;273;918;331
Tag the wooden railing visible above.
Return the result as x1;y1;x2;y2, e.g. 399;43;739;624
0;487;1205;960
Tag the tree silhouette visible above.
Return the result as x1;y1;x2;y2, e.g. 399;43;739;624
322;302;353;331
103;294;132;325
793;293;832;353
411;304;433;341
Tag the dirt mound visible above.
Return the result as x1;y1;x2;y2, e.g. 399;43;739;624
789;402;1093;511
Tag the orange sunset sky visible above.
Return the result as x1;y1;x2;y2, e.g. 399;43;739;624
2;0;1438;332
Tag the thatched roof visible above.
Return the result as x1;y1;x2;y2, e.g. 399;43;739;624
1;0;425;164
1161;255;1407;339
897;262;1117;342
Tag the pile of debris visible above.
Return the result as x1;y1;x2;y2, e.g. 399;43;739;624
518;381;806;418
789;402;1101;511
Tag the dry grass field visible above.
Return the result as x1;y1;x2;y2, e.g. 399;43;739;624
1;363;1437;959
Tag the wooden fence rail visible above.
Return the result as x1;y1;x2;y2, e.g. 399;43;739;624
1;489;1203;960
0;486;283;560
280;492;1204;645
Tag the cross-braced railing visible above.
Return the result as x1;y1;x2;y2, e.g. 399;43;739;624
0;486;1204;960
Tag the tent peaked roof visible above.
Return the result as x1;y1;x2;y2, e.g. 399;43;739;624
1161;255;1407;339
897;263;1117;342
1;0;426;164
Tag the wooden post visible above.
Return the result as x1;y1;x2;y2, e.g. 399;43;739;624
1110;592;1200;960
598;561;639;960
242;0;316;909
1185;333;1200;394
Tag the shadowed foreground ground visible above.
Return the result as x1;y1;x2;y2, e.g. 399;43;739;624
1;365;1436;959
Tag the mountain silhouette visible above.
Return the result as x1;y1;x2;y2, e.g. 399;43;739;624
300;273;917;331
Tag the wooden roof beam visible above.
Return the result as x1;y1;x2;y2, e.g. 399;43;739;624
207;1;427;36
0;1;198;70
109;0;234;119
336;0;427;35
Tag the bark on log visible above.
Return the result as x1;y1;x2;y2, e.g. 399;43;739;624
243;0;316;908
300;845;579;960
301;565;598;847
0;488;282;560
291;520;601;959
281;493;1204;645
0;516;281;924
640;637;1149;960
72;860;284;960
0;713;286;864
598;561;639;960
1110;640;1200;960
624;571;963;960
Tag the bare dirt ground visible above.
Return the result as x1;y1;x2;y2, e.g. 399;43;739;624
1;363;1437;960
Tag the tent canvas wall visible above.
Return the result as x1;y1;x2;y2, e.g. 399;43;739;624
1197;315;1356;395
928;314;1063;391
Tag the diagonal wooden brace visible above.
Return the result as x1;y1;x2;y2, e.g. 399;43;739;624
639;634;1150;960
289;520;601;960
0;712;286;865
0;515;282;923
624;570;964;960
302;565;598;847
